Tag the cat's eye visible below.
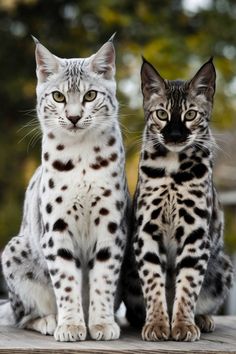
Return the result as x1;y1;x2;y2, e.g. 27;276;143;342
185;110;197;121
156;109;168;121
52;91;66;103
84;90;97;102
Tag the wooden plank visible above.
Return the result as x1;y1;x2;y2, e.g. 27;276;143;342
0;317;235;353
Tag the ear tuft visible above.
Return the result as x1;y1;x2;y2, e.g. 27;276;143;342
141;58;166;98
189;58;216;101
33;39;61;84
90;40;115;79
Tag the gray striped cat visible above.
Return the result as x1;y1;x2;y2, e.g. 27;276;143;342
1;36;129;342
122;58;233;341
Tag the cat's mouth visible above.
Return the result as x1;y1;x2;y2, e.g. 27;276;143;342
67;125;86;132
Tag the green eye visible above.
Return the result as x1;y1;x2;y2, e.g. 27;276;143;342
52;91;65;103
84;90;97;102
156;109;168;121
185;110;197;121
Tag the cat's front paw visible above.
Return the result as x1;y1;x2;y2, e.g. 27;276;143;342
195;315;215;333
142;322;170;341
54;324;87;342
89;322;120;340
171;321;200;341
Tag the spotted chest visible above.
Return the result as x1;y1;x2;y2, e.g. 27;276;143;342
136;148;212;240
39;129;126;249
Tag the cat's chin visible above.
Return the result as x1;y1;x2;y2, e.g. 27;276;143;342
165;143;188;153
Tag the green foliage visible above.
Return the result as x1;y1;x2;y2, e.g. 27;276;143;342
0;0;236;248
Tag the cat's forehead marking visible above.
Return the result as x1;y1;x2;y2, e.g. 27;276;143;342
64;59;85;92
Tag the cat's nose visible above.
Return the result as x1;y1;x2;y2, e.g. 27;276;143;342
67;115;81;125
165;130;186;143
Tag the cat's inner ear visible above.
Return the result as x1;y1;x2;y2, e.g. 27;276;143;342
189;58;216;101
34;41;61;83
90;40;115;79
141;58;166;99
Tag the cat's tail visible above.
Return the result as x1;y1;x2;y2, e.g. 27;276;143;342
0;300;15;325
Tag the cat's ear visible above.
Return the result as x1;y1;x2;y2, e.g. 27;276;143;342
141;57;166;99
32;36;61;83
90;35;116;79
189;58;216;101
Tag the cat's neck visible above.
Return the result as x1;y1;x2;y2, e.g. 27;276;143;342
41;120;120;164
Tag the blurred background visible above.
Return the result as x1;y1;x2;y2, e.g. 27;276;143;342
0;0;235;313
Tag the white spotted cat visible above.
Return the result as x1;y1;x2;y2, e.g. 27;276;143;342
1;36;129;342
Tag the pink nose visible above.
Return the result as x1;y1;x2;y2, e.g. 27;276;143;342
67;116;81;125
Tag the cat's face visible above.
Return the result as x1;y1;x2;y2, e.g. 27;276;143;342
141;58;216;152
34;37;117;137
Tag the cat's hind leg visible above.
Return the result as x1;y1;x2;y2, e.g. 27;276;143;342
1;235;57;334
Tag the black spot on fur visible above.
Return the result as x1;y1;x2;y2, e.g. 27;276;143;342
194;207;209;219
175;226;184;242
56;144;64;150
179;153;187;161
48;132;55;139
26;272;34;279
21;250;28;258
88;259;94;269
44;152;49;161
52;159;74;171
116;200;124;210
151;207;162;220
191;163;207;178
53;219;68;232
13;257;21;264
103;189;112;197
138;215;143;226
94;217;100;225
55;196;63;203
141;166;165;178
96;247;111;261
143;222;158;234
45;254;56;261
100;208;109;215
189;190;203;198
179;208;195;224
180;161;193;170
108;136;116;146
90;163;101;170
152;198;162;206
110;153;118;161
65;287;72;292
183;228;205;248
57;248;73;260
183;199;195;207
108;222;118;234
143;252;160;265
48;178;54;188
177;256;199;272
48;237;54;248
138;238;144;249
172;171;193;184
46;203;52;213
75;258;81;268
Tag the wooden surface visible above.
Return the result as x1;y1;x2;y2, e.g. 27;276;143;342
0;317;235;354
